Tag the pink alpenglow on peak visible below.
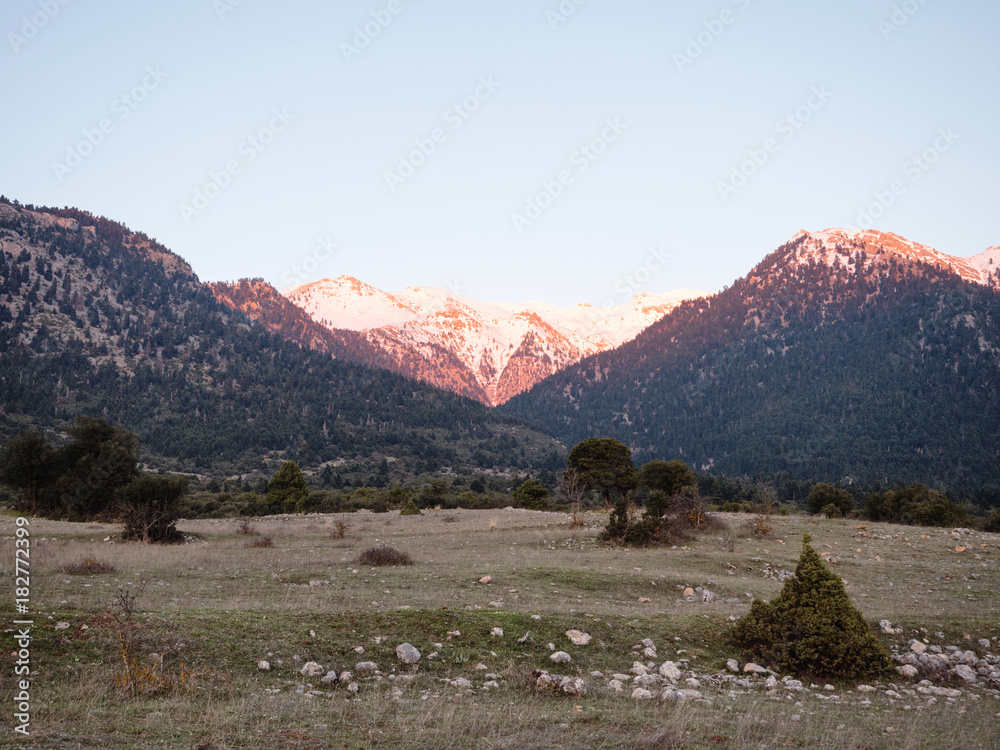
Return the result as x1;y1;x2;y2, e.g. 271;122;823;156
789;229;1000;288
283;278;706;406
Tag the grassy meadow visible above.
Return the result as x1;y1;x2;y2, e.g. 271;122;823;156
2;508;999;749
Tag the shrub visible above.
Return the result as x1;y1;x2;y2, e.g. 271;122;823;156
235;518;257;535
265;461;308;513
513;479;549;510
244;536;273;548
863;484;966;527
359;545;413;567
60;557;115;575
982;510;1000;533
117;475;187;544
399;498;421;516
731;534;892;680
821;503;843;519
806;484;855;516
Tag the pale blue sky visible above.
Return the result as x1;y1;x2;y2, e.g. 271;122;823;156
3;0;997;306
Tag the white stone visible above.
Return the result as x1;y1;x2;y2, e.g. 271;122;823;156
952;664;978;683
896;665;919;678
726;658;740;673
450;677;473;689
743;663;767;674
631;687;655;700
566;629;591;646
54;622;71;631
257;660;270;671
550;651;572;664
355;661;378;673
490;627;504;637
658;661;682;681
910;641;927;654
300;662;324;677
396;643;421;664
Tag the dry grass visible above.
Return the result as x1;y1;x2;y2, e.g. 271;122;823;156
59;556;116;575
1;508;998;748
243;536;273;548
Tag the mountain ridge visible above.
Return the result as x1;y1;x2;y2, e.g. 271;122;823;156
281;275;706;406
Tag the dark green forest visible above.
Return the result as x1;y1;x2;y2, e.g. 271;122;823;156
0;199;564;477
502;235;1000;505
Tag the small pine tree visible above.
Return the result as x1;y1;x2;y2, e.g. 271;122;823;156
731;534;891;680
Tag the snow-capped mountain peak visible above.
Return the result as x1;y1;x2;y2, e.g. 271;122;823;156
791;229;1000;287
282;278;706;406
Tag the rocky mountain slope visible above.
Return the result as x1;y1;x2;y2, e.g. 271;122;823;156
502;229;1000;495
0;200;564;474
282;276;705;406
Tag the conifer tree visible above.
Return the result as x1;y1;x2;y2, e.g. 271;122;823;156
731;534;891;680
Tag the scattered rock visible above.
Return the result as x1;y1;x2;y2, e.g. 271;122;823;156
658;662;682;682
396;643;421;664
491;627;504;637
257;660;270;671
534;670;587;696
55;622;71;631
339;671;353;683
478;576;493;584
346;682;359;694
910;641;927;654
638;597;652;603
726;658;740;673
355;661;379;673
631;687;655;700
550;651;572;664
952;665;978;683
300;662;324;677
320;671;338;684
743;663;767;675
765;675;778;689
634;674;661;690
566;629;591;646
449;677;473;690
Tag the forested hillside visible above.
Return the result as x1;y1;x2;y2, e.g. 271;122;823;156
502;232;1000;499
0;199;564;476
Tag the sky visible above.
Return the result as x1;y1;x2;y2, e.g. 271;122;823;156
3;0;998;307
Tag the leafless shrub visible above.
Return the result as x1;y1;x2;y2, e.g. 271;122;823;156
442;515;457;523
359;545;413;567
60;557;116;575
750;483;777;537
235;518;258;536
330;519;348;539
558;468;587;527
244;536;273;549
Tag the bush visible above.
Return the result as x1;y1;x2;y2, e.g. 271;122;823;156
982;510;1000;533
863;484;966;527
359;545;413;567
117;475;187;544
806;484;855;516
821;503;843;519
60;557;115;575
399;498;421;516
731;534;892;680
244;536;273;548
513;479;549;510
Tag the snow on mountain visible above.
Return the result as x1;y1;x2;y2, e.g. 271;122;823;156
791;229;1000;287
283;277;706;406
